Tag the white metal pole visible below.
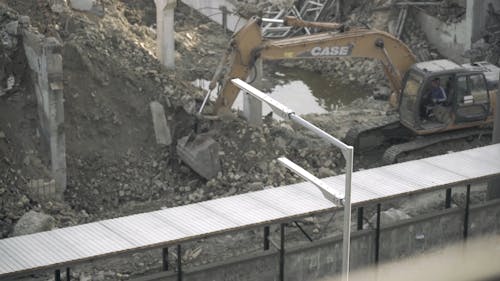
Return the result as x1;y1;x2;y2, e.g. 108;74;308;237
342;147;353;281
231;78;353;280
278;157;344;206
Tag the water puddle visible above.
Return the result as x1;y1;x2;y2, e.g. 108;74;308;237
193;66;369;116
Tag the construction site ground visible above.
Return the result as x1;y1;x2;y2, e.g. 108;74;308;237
0;0;495;280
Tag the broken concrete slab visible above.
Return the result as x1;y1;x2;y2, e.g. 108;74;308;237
150;101;172;145
177;134;221;180
68;0;95;11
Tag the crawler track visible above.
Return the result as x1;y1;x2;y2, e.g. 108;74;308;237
382;128;492;164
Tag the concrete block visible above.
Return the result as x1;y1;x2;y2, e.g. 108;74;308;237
13;211;55;236
69;0;95;11
150;101;172;145
19;16;30;26
5;21;19;36
177;134;221;180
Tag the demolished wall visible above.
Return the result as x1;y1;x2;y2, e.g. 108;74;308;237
418;0;500;64
417;11;469;63
22;24;66;196
470;0;500;42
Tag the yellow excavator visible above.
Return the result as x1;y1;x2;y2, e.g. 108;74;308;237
205;16;499;163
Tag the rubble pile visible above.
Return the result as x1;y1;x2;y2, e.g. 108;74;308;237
0;0;496;279
0;0;350;236
421;0;467;24
0;5;22;99
0;5;32;238
229;0;295;18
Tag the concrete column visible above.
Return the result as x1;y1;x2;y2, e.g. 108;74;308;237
465;0;474;50
155;0;176;69
44;38;66;195
243;59;263;127
23;29;67;197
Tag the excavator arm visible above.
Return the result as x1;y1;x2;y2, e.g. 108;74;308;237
211;17;417;114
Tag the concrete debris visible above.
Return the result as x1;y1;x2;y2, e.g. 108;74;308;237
12;211;56;236
0;0;497;276
150;101;172;145
18;15;30;26
48;0;69;13
318;167;336;178
5;20;19;35
177;134;221;180
68;0;95;11
6;75;15;90
368;208;411;227
1;30;17;49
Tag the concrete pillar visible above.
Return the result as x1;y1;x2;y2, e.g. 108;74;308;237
243;59;263;127
44;38;66;195
465;0;474;50
23;29;67;197
155;0;176;69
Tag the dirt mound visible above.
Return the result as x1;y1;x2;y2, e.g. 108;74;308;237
1;0;347;235
0;0;491;243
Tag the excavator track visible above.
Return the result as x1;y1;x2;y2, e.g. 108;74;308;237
382;128;492;165
343;114;403;150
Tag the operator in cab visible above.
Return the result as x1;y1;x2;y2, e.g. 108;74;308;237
421;77;448;121
429;77;447;104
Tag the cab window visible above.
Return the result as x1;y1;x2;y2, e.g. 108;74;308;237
457;74;489;106
469;74;488;104
455;73;489;122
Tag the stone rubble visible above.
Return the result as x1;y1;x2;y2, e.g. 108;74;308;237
0;0;496;280
12;210;55;236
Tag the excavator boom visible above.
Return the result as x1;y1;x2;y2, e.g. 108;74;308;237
212;17;417;114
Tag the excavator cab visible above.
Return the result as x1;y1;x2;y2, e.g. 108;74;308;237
399;60;496;135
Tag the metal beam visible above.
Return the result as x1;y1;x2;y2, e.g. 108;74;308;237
162;247;169;271
357;207;364;230
445;188;452;209
279;223;285;281
294;221;313;242
278;157;343;206
375;204;381;264
264;226;270;250
464;185;471;240
177;245;182;281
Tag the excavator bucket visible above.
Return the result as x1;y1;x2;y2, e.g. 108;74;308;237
176;133;221;180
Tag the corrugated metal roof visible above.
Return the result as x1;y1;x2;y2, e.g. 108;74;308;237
1;144;500;278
